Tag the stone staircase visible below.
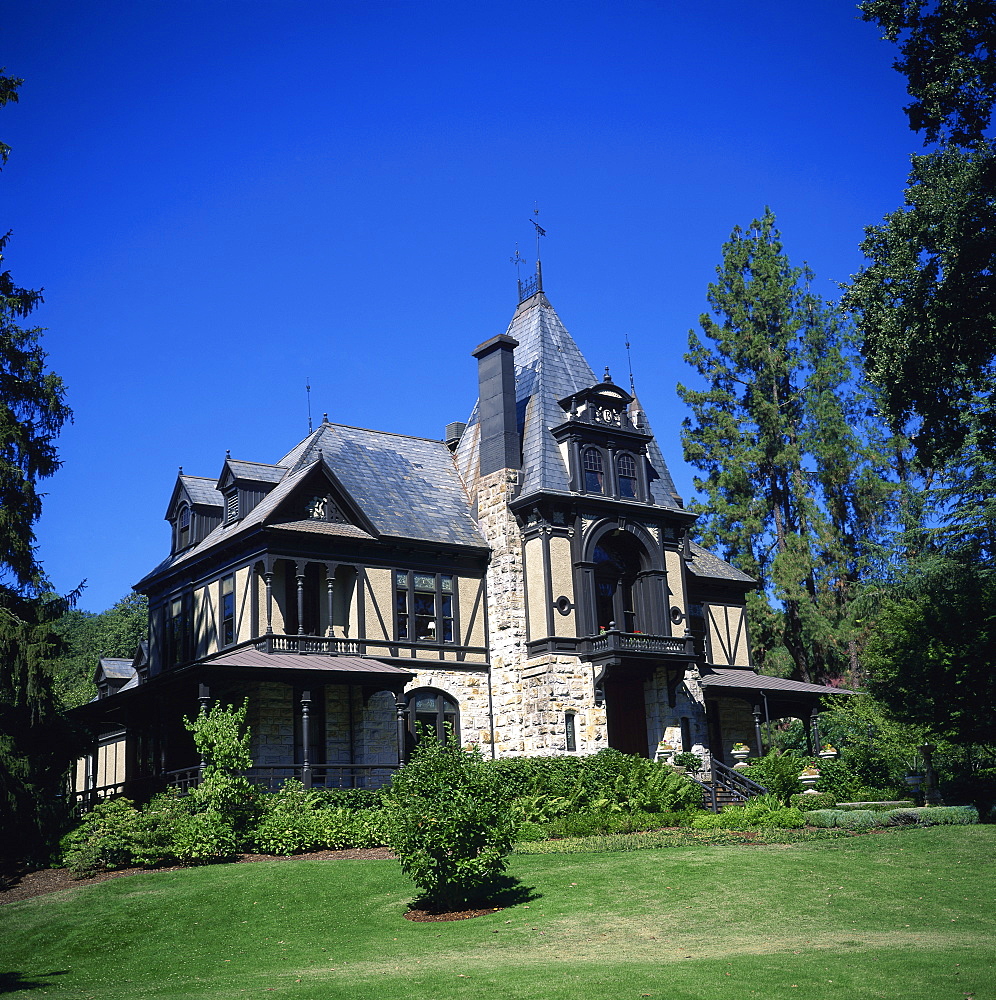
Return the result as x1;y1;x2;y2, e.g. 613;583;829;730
692;759;768;813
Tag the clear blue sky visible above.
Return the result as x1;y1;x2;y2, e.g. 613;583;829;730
5;1;916;612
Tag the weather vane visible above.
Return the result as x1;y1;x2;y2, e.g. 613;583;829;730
625;338;637;395
529;204;546;262
510;243;525;281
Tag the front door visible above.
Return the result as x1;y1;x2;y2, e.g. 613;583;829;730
604;672;649;757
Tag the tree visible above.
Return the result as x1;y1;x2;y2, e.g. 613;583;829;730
862;555;996;745
845;142;996;462
679;209;902;684
848;3;996;462
384;733;518;910
53;592;149;709
0;71;79;863
859;0;996;145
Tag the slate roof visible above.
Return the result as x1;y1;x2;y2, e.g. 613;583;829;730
138;422;486;589
96;658;137;681
224;460;287;484
180;476;224;507
687;541;756;585
454;290;683;507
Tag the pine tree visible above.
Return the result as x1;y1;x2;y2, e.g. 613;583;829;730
0;71;80;864
679;209;901;685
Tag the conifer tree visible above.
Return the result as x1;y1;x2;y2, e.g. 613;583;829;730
0;71;80;863
679;209;900;685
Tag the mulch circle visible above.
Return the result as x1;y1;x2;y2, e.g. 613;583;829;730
404;906;503;922
0;847;396;906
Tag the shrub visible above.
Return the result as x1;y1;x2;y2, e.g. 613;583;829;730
790;792;836;811
672;752;703;772
309;787;384;811
835;809;881;830
740;750;804;802
61;798;141;877
384;735;518;909
169;809;239;862
185;700;263;840
803;809;842;828
884;808;924;826
492;750;702;820
917;805;979;825
130;790;194;866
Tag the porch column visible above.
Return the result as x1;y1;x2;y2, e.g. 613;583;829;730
197;683;211;776
325;563;337;638
300;689;312;789
811;708;823;754
296;561;306;635
395;692;409;766
264;569;274;635
752;705;764;757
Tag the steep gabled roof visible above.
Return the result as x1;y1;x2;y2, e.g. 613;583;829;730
164;475;223;521
454;290;683;507
138;422;487;590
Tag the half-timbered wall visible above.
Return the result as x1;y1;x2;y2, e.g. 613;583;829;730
703;602;751;667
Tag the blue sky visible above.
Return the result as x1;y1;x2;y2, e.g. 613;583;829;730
5;1;916;612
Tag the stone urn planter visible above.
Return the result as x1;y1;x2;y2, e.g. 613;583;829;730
731;744;751;769
818;746;838;760
799;768;821;791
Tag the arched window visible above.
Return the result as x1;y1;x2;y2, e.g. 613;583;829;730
617;453;638;499
592;533;645;633
583;447;604;493
177;504;191;550
405;688;460;745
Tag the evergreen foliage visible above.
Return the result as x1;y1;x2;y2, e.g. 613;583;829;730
679;209;900;683
0;72;80;864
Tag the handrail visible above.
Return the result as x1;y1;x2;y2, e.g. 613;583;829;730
684;772;718;813
712;758;768;801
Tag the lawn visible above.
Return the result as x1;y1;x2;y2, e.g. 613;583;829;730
2;826;992;1000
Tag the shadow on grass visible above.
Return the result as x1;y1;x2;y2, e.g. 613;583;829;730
412;875;541;915
0;970;70;994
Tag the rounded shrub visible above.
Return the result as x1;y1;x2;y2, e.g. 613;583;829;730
835;809;881;830
790;792;837;811
384;736;518;909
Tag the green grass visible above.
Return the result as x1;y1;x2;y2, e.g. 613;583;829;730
2;826;993;1000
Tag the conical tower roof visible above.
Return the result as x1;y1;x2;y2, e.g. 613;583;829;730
455;290;682;508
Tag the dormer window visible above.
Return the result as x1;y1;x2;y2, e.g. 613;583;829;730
583;448;604;493
617;453;638;499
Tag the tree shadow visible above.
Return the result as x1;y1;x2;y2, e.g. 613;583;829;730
0;970;70;995
412;875;541;915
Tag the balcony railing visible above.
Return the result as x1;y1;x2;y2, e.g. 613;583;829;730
253;634;361;655
581;627;696;659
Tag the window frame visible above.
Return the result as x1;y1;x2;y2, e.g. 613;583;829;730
404;688;460;745
582;446;605;494
394;570;456;644
616;452;639;499
220;574;235;647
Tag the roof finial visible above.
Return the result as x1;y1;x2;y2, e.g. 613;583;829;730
306;376;313;434
226;449;231;459
322;412;329;424
178;465;183;475
625;337;637;395
603;366;612;383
